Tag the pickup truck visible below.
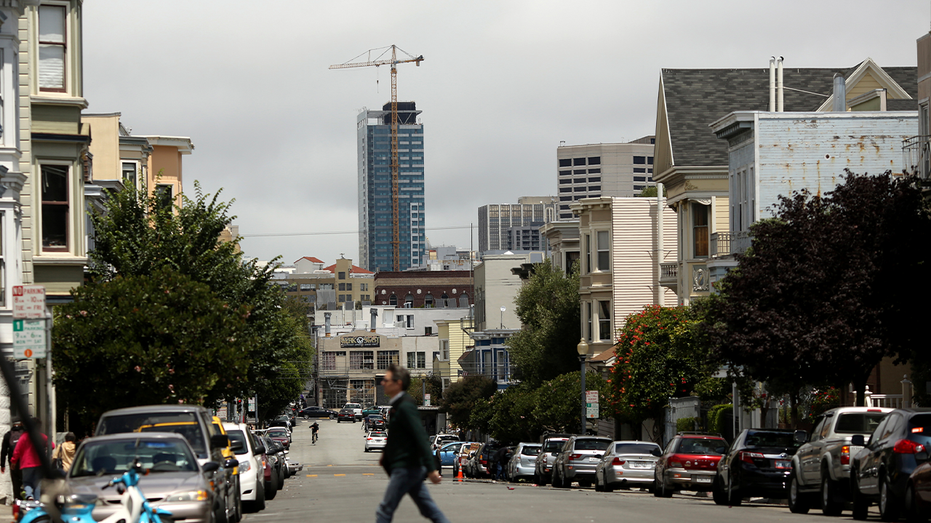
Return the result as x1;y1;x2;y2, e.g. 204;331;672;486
788;406;891;515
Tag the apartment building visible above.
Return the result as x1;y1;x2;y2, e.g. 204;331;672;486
478;196;557;254
279;257;375;311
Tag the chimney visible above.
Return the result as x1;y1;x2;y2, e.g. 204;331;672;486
325;312;331;337
832;74;847;112
777;56;784;112
370;308;378;333
769;57;776;112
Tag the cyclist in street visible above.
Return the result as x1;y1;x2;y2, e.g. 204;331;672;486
311;421;319;444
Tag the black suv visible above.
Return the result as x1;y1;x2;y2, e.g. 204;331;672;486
850;408;931;520
713;428;805;505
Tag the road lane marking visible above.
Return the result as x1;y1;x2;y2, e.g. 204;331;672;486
306;474;317;477
334;474;346;476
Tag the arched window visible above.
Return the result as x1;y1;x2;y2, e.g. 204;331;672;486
405;293;414;308
440;293;449;307
389;294;397;306
459;293;469;308
424;293;434;307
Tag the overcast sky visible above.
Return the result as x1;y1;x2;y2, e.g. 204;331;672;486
83;1;930;267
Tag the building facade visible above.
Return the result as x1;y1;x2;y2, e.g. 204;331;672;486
556;138;655;220
357;102;425;272
477;196;557;253
373;270;472;311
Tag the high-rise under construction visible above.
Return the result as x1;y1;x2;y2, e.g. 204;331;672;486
357;102;425;272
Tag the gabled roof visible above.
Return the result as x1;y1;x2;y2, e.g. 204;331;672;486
296;256;325;264
322;263;374;274
658;61;917;169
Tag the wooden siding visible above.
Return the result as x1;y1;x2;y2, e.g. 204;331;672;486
611;198;677;331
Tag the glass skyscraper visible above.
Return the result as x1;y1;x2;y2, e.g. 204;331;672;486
357;102;425;272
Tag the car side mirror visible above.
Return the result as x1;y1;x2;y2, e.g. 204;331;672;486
850;435;865;447
651;448;662;457
224;457;239;469
202;461;220;473
210;434;230;449
230;440;245;453
794;430;809;444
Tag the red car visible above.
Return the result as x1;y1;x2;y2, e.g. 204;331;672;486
654;433;728;497
266;427;290;450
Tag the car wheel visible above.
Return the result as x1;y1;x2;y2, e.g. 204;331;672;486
603;472;614;493
265;475;278;501
879;475;901;522
905;484;926;523
594;473;603;492
788;471;811;514
727;474;742;506
551;469;562;488
851;473;869;521
713;476;728;506
337;419;341;423
821;474;843;516
254;480;266;512
232;488;242;522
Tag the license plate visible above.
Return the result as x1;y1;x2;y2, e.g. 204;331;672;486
589;457;599;462
776;460;791;469
630;462;652;469
694;476;712;483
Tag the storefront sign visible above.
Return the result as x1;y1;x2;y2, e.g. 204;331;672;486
340;335;380;348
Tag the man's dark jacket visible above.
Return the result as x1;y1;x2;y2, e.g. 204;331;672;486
382;392;436;473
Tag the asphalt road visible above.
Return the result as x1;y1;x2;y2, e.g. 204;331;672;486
243;417;876;523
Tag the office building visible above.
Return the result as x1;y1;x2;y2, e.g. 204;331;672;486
478;196;557;254
357;102;425;272
556;138;655;220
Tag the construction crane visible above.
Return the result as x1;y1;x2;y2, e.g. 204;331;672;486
330;45;424;272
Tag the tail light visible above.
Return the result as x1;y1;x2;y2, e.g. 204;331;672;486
740;451;764;465
569;454;583;461
840;445;850;465
668;454;685;468
480;459;487;466
367;437;373;441
893;439;925;454
612;458;626;466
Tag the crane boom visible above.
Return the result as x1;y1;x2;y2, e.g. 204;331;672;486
330;45;423;272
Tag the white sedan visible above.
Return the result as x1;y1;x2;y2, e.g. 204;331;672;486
365;431;388;452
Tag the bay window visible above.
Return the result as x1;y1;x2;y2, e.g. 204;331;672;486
38;5;67;92
41;164;69;251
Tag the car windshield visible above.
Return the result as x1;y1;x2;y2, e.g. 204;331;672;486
267;429;288;437
615;443;660;455
744;432;799;449
371;432;387;437
544;439;567;452
678;438;727;455
227;430;248;454
71;438;198;477
521;445;541;456
345;403;361;409
835;412;888;434
574;439;610;451
98;412;207;458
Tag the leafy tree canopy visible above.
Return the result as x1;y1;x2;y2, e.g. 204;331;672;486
408;372;443;406
439;375;496;428
506;259;581;387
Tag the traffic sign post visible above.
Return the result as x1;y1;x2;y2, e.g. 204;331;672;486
13;285;46;319
585;390;599;419
13;319;46;358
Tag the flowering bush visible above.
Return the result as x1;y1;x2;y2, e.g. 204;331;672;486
808;387;841;417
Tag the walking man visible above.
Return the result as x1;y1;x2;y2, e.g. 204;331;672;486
1;421;24;500
377;364;450;523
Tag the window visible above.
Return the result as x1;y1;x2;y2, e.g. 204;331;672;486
321;353;336;371
424;293;434;307
377;350;399;369
588;177;601;182
300;283;312;291
404;293;413;307
584;234;591;273
559;159;571;167
350;351;374;370
693;203;709;258
633;156;646;164
559;187;572;193
573;186;586;192
633;168;646;173
588;157;601;165
338;294;346;302
406;315;414;328
634;176;646;182
338;283;346;291
38;5;66;92
41;164;69;251
573;158;585;166
648;156;654;164
573;169;586;175
596;230;609;271
588;186;601;192
586;301;592;342
417;352;426;369
346;283;352;291
122;162;137;188
407;353;416;368
360;283;368;291
598;301;611;340
389;294;397;306
559;178;573;185
338;272;346;280
425;326;432;335
155;184;173;211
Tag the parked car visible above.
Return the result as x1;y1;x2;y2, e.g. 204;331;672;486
535;433;572;486
266;427;291;449
363;414;386;431
551;435;612;488
850;408;931;521
466;441;504;479
365;431;388;452
507;443;541;483
653;433;728;497
338;408;356;423
594;440;661;492
362;405;382;419
95;405;235;523
343;402;364;420
905;452;931;522
788;406;892;515
261;435;287;498
713;429;805;506
224;421;267;511
430;433;461;451
435;441;464;469
66;433;217;523
299;406;336;419
211;416;242;522
453;442;480;478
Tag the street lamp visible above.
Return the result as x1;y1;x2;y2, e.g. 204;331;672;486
577;338;589;435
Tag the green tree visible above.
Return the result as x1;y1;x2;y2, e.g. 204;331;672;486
469;383;542;443
53;268;252;422
439;375;496;429
533;371;608;434
506;259;580;387
253;296;315;421
408;373;443;406
609;305;721;441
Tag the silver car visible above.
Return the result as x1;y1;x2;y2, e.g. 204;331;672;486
552;436;612;488
594;441;661;492
365;431;388;452
67;433;216;522
507;443;541;482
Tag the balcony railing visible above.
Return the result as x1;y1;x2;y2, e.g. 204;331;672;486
710;231;752;258
902;135;930;179
659;262;678;287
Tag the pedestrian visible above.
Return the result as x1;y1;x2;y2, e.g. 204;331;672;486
377;364;450;523
493;445;509;482
11;418;53;500
1;421;25;500
52;432;77;473
311;421;319;444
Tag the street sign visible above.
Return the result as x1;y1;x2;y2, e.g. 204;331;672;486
12;285;46;319
13;319;46;358
585;390;599;419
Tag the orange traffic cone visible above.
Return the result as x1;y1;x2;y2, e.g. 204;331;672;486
456;464;463;480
